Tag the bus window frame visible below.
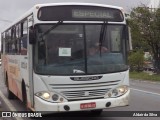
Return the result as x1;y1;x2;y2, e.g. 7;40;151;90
33;23;128;75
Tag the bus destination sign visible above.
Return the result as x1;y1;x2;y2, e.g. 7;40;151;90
38;6;124;22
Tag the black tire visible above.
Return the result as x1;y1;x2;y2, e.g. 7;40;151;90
22;81;27;106
6;74;15;99
7;89;15;99
91;109;103;116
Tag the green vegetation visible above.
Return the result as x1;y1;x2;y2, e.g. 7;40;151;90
130;71;160;82
128;50;144;72
127;5;160;81
128;5;160;71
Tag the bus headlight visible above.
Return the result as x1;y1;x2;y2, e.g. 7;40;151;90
36;92;51;100
35;91;67;103
52;94;59;101
106;85;128;98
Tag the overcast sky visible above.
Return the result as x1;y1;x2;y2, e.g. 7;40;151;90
0;0;151;47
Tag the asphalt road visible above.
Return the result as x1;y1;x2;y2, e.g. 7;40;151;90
0;67;160;120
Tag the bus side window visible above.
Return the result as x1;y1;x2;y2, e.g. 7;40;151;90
1;33;5;53
5;31;9;54
11;27;16;54
8;29;12;54
21;20;28;55
16;24;21;54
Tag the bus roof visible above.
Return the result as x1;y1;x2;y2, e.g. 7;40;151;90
36;2;123;10
2;2;124;32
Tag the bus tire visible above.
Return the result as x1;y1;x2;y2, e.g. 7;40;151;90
90;109;103;116
8;89;15;99
6;74;15;99
22;80;27;107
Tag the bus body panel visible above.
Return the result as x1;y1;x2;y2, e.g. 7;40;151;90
27;14;34;108
34;90;130;112
3;55;29;100
32;70;129;112
33;71;129;93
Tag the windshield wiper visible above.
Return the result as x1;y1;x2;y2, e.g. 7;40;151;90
99;21;108;56
40;21;63;37
38;21;63;65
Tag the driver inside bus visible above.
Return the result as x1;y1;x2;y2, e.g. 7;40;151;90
88;42;108;56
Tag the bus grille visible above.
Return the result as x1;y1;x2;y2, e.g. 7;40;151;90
49;80;120;100
61;88;111;101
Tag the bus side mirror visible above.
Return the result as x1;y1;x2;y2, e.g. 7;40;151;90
29;27;36;44
127;26;132;51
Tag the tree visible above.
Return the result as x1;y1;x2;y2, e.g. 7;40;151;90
128;5;160;72
128;50;144;72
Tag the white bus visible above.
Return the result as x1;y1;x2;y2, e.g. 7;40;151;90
1;3;131;115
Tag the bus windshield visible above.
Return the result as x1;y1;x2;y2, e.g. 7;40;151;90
34;24;128;75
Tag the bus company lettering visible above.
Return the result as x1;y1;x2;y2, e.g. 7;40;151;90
8;58;18;64
70;76;103;81
9;66;16;74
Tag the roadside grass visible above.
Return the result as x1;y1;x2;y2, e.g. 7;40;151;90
129;71;160;82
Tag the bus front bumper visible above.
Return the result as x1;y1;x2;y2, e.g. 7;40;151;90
34;90;130;112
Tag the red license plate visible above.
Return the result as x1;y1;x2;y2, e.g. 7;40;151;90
80;102;96;109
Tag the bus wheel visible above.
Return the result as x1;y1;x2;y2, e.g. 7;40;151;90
7;89;15;99
90;109;103;116
22;81;27;107
6;74;15;99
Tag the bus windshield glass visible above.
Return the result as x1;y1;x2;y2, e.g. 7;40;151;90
34;24;128;75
